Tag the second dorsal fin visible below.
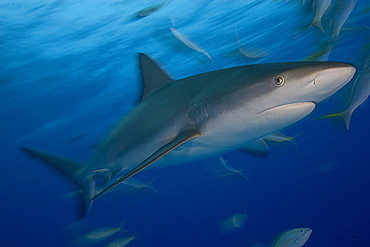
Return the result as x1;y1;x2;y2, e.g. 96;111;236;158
139;53;174;103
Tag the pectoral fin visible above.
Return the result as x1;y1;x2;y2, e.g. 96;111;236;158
93;129;201;199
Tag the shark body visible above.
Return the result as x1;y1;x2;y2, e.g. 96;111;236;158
21;54;355;219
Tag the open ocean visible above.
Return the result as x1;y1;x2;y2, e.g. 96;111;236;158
1;0;369;246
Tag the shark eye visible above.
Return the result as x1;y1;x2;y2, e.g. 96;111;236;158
274;76;285;87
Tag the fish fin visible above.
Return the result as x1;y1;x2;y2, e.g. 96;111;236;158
146;179;159;193
93;129;201;199
139;53;174;103
308;18;325;33
130;231;141;241
118;219;129;233
289;133;301;149
221;169;251;181
237;169;251;181
317;111;352;130
348;73;362;103
220;171;237;177
238;138;270;158
19;147;94;219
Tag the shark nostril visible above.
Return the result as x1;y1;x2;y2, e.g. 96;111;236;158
313;72;321;86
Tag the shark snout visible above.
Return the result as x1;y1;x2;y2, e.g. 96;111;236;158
314;63;356;88
313;63;356;101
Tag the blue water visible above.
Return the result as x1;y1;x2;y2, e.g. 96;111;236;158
1;0;369;246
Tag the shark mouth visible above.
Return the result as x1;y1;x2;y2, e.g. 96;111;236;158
259;102;316;115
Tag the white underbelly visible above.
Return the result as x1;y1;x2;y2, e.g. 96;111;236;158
153;113;264;167
154;102;315;167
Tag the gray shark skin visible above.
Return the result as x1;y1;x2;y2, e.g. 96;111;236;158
20;54;355;219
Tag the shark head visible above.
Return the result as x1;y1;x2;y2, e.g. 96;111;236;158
230;61;356;118
249;62;355;130
201;61;356;147
256;61;356;110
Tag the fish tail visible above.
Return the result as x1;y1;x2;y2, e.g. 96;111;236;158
146;179;159;193
118;219;129;232
288;133;301;150
19;147;95;219
237;169;251;181
131;231;142;241
317;110;352;130
308;17;325;33
339;111;352;130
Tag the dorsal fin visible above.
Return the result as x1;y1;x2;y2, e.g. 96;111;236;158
139;53;174;103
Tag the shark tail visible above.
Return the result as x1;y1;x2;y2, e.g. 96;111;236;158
19;146;95;219
318;110;352;130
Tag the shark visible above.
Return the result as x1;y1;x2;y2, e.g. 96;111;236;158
20;53;355;219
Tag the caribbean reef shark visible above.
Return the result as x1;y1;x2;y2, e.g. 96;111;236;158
20;54;355;219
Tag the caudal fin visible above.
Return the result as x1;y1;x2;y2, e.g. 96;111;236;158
318;110;352;130
118;219;129;233
19;147;95;219
146;179;159;193
308;17;325;33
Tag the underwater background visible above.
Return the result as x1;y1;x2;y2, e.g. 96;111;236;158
1;0;370;246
